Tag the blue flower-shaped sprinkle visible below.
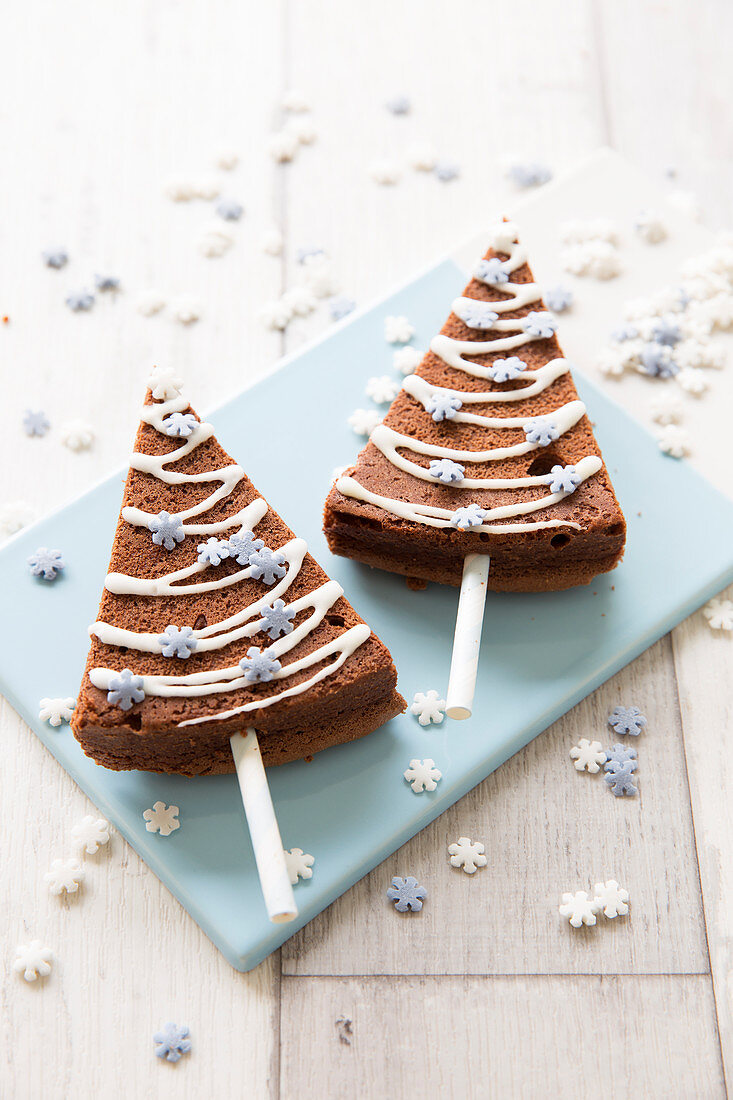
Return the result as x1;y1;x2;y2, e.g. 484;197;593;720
23;409;50;437
611;323;639;343
488;356;527;383
450;503;486;530
197;537;230;566
148;511;185;551
608;705;647;736
261;598;296;640
386;94;411;115
27;547;65;580
42;248;68;269
640;342;678;378
429;458;464;483
508;161;552;188
387;875;427;912
153;1022;191;1063
474;257;510;286
248;547;287;585
239;646;282;683
158;625;198;659
162;412;198;438
425;392;462;422
65;290;95;312
545;285;573;313
296;245;326;264
453;299;499;330
523;311;557;339
651;316;681;347
434;160;460;182
94;274;120;291
547;464;582;494
107;668;145;710
328;296;356;321
226;530;265;565
524;418;560;447
604;761;638;797
604;743;638;772
216;197;243;221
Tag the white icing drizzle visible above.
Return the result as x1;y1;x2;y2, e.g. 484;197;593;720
90;386;369;722
337;230;600;534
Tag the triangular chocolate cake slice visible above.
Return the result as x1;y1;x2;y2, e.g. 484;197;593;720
324;222;626;591
72;368;404;775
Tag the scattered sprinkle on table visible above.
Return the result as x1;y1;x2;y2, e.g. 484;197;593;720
71;815;111;854
137;290;167;317
569;738;607;773
365;375;400;404
13;942;53;981
261;227;283;256
284;847;314;884
407;141;437;171
65;290;95;312
635;210;668;244
703;596;733;630
603;760;638;797
544;285;573;312
143;802;180;836
154;1023;191;1063
215;197;244;221
384;315;414;344
608;705;647;736
403;758;442;793
268;129;299;163
38;696;75;726
448;837;487;874
410;690;446;726
507;161;552;188
23;409;50;437
347;408;381;437
605;743;638;771
394;346;423;374
0;501;36;538
28;547;65;580
433;160;460;183
593;879;630;918
95;274;120;292
60;419;95;451
197;223;234;258
44;857;84;895
42;248;68;269
656;423;690;457
215;147;239;170
558;890;599;928
329;296;356;322
385;93;410;115
369;160;401;186
170;295;202;325
386;876;426;912
562;239;622;280
282;88;311;113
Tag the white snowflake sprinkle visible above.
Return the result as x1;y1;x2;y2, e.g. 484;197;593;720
286;116;317;146
384;315;414;344
261;227;284;256
559;890;600;928
148;365;184;401
569;739;607;773
595;347;628;378
667;188;701;222
676;368;709;396
214;147;239;171
282;286;317;317
676;337;724;370
403;758;442;793
635;210;668;244
592;880;629;918
703;597;733;631
448;837;487;874
268;129;299;163
13;941;53;982
259;298;293;331
561;240;622;280
197;223;234;258
60;420;95;452
44;857;85;895
393;346;423;375
284;847;314;884
0;501;36;539
406;140;438;171
191;176;220;200
302;255;339;298
171;295;202;325
365;375;400;404
163;175;196;202
38;697;75;727
656;423;689;458
347;408;381;437
649;393;684;426
71;815;111;854
282;88;311;113
136;290;167;317
410;690;446;726
143;802;180;836
369;159;401;186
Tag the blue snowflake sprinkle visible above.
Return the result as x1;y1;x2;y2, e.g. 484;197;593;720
261;598;295;640
153;1022;191;1063
385;94;411;115
475;257;510;286
608;705;647;736
107;668;145;711
296;245;326;264
27;547;65;580
545;285;573;313
434;160;460;182
489;356;527;382
65;290;95;312
524;418;560;447
94;274;120;291
216;197;244;221
425;391;462;421
604;761;638;797
453;299;499;330
42;248;68;269
604;743;638;771
226;530;264;565
640;342;678;378
162;412;198;438
652;316;681;347
523;311;557;338
508;161;552;188
429;458;464;483
239;646;282;683
158;625;198;659
23;409;50;437
197;537;230;566
387;875;427;912
450;503;486;530
677;287;691;309
611;323;639;343
329;296;356;321
547;464;582;494
149;511;185;551
248;547;287;585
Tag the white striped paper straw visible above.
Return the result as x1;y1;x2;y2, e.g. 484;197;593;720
445;553;491;720
230;728;298;924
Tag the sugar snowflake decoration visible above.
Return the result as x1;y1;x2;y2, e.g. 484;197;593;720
386;876;426;912
162;411;198;438
488;356;527;382
548;465;582;494
407;140;438;171
429;458;464;483
286;116;317;145
649;393;684;425
450;503;486;530
197;222;234;258
163;175;196;201
348;408;382;436
475;257;510;286
60;420;95;451
158;625;198;659
38;696;75;727
365;375;400;404
197;536;230;566
13;941;53;981
261;599;295;640
268;129;299;163
453;299;499;330
569;738;607;773
282;286;317;317
559;890;600;928
65;289;94;312
303;254;340;298
27;547;65;580
608;705;647;736
282;88;311;112
640;342;678;378
239;646;282;683
148;366;183;400
425;391;462;421
652;316;681;346
596;347;629;378
604;761;638;797
384;315;414;344
604;744;638;771
44;857;85;895
170;295;202;325
107;668;145;710
284;847;314;885
386;93;410;115
703;596;733;631
248;547;287;585
296;245;326;265
545;285;573;312
393;346;423;375
635;210;667;244
154;1022;191;1063
434;160;460;183
403;758;442;793
143;802;180;836
138;291;167;318
71;815;111;854
227;530;264;565
216;196;243;221
523;311;557;339
0;501;35;538
369;159;401;186
448;837;487;874
676;368;708;396
524;418;559;447
42;248;68;269
562;240;622;280
95;274;120;292
507;161;552;188
261;226;283;256
329;296;356;321
149;510;185;550
410;689;446;726
593;880;630;918
23;409;50;437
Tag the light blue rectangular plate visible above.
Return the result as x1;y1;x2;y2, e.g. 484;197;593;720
2;257;733;971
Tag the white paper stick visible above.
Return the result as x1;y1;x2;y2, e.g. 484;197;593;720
446;553;491;720
230;728;297;924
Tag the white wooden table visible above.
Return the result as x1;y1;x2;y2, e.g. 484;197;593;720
2;2;732;1096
